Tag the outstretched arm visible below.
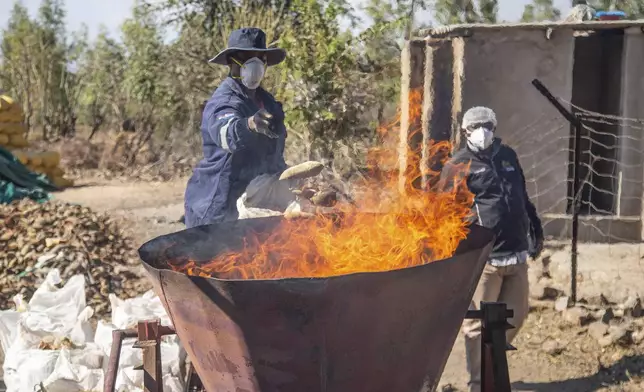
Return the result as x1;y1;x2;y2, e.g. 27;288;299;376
204;103;254;153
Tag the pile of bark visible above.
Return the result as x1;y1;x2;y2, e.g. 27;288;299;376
0;199;150;316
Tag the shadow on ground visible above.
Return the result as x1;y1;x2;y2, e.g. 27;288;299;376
512;354;644;392
52;181;101;191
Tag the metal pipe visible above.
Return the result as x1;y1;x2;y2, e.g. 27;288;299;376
104;329;138;392
571;121;582;303
531;80;581;126
531;78;582;304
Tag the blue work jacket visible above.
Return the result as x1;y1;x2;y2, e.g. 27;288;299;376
184;77;288;228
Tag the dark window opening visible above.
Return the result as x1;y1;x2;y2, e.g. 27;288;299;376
568;29;624;216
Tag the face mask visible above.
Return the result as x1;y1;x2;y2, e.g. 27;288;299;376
467;127;494;152
239;57;266;90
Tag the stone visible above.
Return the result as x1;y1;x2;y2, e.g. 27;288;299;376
563;306;593;326
555;296;572;312
632;329;644;345
595;308;615;324
542;339;564;356
600;294;612;306
588;321;609;341
622;296;643;318
540;254;552;270
599;325;632;347
531;281;560;300
529;300;552;312
598;335;614;348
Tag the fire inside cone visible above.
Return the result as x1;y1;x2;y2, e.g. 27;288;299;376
169;90;474;281
138;89;496;391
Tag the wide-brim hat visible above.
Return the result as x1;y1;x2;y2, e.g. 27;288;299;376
209;27;286;66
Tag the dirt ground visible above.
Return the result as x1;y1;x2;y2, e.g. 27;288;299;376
53;178;644;392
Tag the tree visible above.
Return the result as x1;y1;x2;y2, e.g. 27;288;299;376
119;1;171;164
434;0;499;24
35;0;86;139
358;0;410;123
521;0;562;22
77;27;126;139
0;2;38;131
0;0;85;140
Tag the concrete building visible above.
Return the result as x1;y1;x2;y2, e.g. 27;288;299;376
400;21;644;243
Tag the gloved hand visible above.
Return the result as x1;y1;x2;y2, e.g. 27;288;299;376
248;109;278;139
311;189;337;207
530;236;544;259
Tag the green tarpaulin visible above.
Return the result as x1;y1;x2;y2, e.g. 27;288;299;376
0;146;57;204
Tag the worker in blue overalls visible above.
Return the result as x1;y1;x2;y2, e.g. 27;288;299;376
184;27;289;228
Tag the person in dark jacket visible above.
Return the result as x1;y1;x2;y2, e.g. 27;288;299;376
184;27;289;228
440;106;544;392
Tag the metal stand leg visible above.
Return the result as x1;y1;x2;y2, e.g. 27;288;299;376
133;320;171;392
465;302;516;392
104;320;177;392
185;362;206;392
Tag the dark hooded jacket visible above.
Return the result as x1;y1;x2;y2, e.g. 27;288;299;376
184;77;287;228
440;139;543;259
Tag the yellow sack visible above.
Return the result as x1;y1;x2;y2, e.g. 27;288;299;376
41;151;61;168
48;167;64;177
0;95;16;111
51;176;74;188
0;123;27;135
0;112;24;123
27;153;43;167
13;151;28;165
0;134;8;146
9;134;28;148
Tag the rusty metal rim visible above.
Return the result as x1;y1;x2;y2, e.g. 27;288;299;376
138;218;492;283
140;248;478;283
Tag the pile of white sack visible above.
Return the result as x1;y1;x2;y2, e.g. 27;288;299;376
0;269;185;392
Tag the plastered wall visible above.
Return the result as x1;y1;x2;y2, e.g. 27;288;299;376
400;27;644;241
459;29;575;217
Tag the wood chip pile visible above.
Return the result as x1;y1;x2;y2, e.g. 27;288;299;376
0;199;151;316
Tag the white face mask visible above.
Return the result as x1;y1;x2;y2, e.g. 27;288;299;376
240;57;266;90
467;127;495;151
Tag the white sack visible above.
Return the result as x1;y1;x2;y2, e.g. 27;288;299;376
42;347;104;392
0;309;20;379
2;348;59;392
237;173;298;219
109;291;171;330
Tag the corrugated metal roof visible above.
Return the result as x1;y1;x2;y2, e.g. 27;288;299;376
414;20;644;40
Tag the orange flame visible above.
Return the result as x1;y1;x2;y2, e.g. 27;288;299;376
174;89;473;280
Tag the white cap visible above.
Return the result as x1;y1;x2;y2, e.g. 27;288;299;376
462;106;497;129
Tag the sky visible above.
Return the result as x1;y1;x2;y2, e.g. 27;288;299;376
0;0;573;41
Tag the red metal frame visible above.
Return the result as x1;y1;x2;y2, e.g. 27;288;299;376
103;320;181;392
106;308;513;392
